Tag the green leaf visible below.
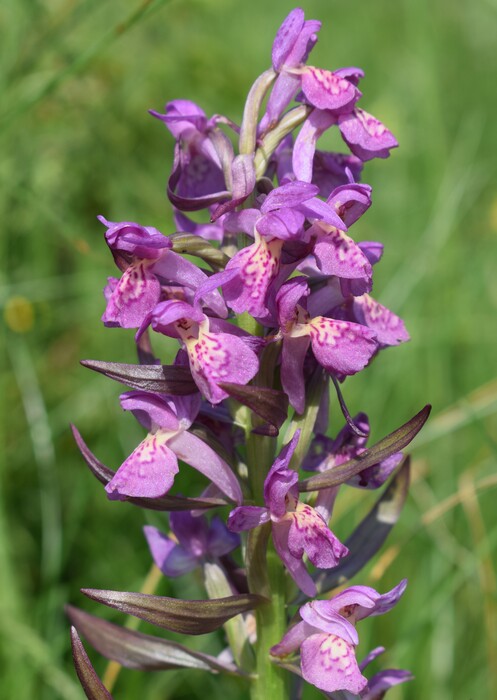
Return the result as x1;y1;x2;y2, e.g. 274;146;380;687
70;627;113;700
67;606;242;675
298;405;430;492
81;589;267;636
71;426;228;511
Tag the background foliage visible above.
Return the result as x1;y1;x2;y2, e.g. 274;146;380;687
1;0;496;698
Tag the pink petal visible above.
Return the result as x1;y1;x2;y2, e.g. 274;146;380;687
300;633;367;693
302;68;360;113
293;109;338;183
102;262;160;329
352;294;410;347
338;108;398;161
227;506;270;532
105;434;178;499
168;430;243;504
272;519;317;597
308;317;377;376
311;225;373;282
288;504;348;569
119;391;181;432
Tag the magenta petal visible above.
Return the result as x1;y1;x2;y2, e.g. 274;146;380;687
362;668;414;699
276;277;309;327
272;519;317;597
187;330;259;404
119;391;180;432
309;317;377;376
300;603;358;646
300;633;367;694
168;430;243;504
302;68;360;113
281;335;310;413
261;181;319;212
339;108;398;161
352;294;410;347
293;110;338;183
311;226;373;282
270;620;310;657
102;262;161;329
169;510;208;554
298;197;346;230
256;208;306;241
272;8;305;71
288;505;348;569
227;506;270;532
105;435;179;499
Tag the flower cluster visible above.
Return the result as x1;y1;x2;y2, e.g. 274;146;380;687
70;9;429;700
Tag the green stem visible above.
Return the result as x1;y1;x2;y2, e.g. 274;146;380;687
251;543;288;700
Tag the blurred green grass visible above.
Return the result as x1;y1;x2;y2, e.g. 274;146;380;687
1;0;496;698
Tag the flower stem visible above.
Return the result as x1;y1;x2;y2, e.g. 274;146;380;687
251;542;288;700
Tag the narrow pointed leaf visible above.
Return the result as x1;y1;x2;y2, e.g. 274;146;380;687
67;606;242;675
80;359;197;395
81;589;267;635
219;382;288;437
70;627;114;700
295;458;411;603
72;425;228;511
298;405;430;492
170;233;230;271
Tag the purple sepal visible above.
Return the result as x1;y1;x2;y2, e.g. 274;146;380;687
312;151;364;199
338;108;398;161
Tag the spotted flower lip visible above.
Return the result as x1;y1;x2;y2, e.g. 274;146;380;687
144;512;240;578
338;108;399;161
270;580;407;694
276;278;378;413
227;431;348;596
100;217;227;328
149;299;260;404
105;390;242;504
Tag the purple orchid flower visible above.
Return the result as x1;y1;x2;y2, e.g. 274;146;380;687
270;580;407;695
276;278;377;413
151;99;230;209
105;390;242;504
149;299;260;404
144;512;239;577
100;216;227;328
227;432;348;597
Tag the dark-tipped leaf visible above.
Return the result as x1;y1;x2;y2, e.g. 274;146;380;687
295;458;411;603
80;360;197;395
298;405;430;492
70;627;114;700
67;606;242;675
71;425;228;511
219;382;289;437
81;589;267;635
